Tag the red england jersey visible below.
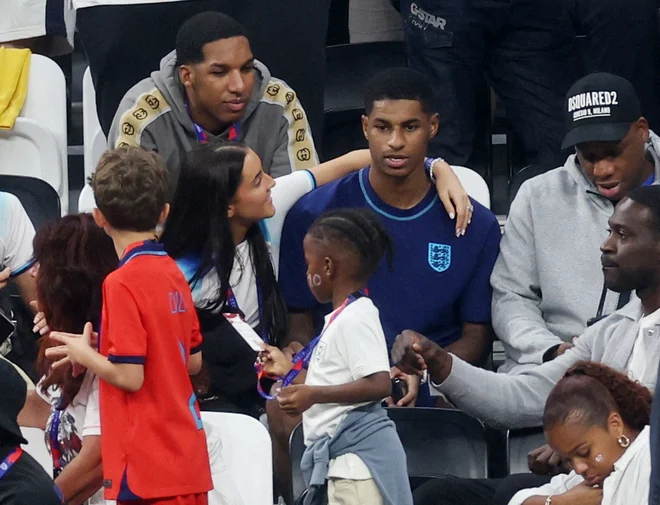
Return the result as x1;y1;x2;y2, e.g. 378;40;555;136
98;241;212;500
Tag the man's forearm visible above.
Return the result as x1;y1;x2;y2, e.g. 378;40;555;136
426;347;454;385
444;323;492;366
310;372;391;405
55;437;103;505
286;310;315;346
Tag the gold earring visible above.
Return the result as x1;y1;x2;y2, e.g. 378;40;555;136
617;435;630;448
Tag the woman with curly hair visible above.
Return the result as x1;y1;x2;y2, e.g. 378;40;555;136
509;361;653;505
18;214;117;505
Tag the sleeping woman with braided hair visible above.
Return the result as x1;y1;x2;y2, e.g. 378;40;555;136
509;361;653;505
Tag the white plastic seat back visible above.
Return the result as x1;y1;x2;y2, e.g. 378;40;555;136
83;68;107;178
11;54;68;213
78;184;96;214
0;119;63;197
201;411;273;505
452;165;491;209
20;427;52;475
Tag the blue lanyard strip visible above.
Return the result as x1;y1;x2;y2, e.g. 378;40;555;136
0;448;22;480
48;400;65;478
226;285;267;342
184;99;239;143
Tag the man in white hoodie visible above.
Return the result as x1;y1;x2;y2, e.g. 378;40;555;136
492;72;660;374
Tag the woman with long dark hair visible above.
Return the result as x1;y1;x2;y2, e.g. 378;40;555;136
160;140;468;416
18;214;117;505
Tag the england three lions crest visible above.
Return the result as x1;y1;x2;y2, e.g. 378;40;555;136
428;243;451;272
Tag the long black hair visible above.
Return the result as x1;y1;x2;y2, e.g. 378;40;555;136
160;139;287;346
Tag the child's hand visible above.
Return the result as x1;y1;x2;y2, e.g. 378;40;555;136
258;344;293;377
0;267;9;290
46;322;95;376
30;302;50;336
277;384;316;416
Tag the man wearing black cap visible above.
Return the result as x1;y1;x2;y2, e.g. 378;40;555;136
491;72;660;375
0;359;62;505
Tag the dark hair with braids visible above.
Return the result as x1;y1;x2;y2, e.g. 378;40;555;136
543;361;652;433
306;208;394;282
34;214;118;407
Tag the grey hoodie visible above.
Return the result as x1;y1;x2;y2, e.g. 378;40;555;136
492;132;660;374
432;298;658;429
108;50;319;190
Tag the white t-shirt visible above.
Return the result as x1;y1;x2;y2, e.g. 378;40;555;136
303;297;390;480
0;0;74;55
37;373;105;505
0;192;35;276
508;426;651;505
177;169;316;323
627;308;660;389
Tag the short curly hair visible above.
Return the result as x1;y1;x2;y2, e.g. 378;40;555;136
93;147;169;232
543;361;652;432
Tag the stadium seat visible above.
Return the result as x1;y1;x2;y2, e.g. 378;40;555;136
453;165;491;209
508;164;552;204
19;54;69;213
289;423;307;504
82;67;107;180
289;407;490;503
77;184;96;214
322;42;405;161
0;174;61;229
20;427;51;474
386;407;489;479
507;427;547;475
0;118;64;213
201;411;273;505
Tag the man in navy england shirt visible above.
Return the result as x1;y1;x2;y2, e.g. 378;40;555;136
278;67;502;408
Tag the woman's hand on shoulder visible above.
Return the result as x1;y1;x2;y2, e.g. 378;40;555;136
431;159;473;237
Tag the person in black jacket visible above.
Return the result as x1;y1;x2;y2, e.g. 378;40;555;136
0;358;62;505
651;361;660;505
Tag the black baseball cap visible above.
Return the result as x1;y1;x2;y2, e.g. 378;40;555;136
561;73;641;149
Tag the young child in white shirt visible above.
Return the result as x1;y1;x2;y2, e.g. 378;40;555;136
509;361;653;505
260;207;412;505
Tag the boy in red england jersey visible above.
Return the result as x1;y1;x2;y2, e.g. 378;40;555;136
47;147;213;505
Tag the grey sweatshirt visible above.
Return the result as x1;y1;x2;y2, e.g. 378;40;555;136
492;132;660;374
108;50;319;190
433;298;658;429
301;403;413;505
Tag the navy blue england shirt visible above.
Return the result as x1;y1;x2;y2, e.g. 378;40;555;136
279;167;501;351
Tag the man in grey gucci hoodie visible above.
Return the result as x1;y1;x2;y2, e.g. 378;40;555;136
492;72;660;374
108;12;318;194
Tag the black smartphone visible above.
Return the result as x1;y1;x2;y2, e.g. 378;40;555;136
391;377;408;404
0;309;15;345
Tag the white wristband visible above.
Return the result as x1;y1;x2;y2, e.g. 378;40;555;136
425;157;446;184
